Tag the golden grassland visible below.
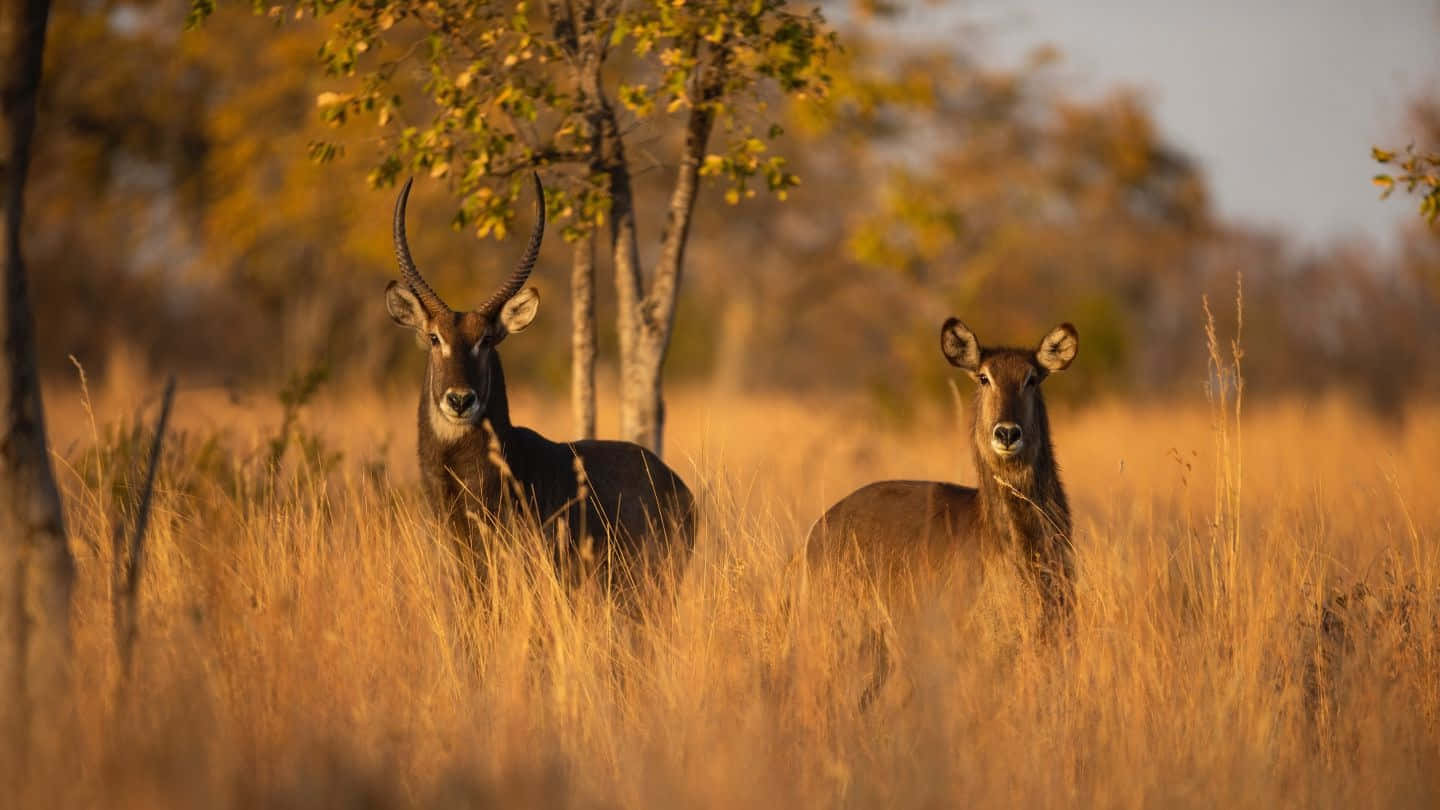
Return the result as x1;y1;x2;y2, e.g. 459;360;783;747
23;364;1440;808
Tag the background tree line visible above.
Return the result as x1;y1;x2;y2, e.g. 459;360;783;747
15;0;1440;431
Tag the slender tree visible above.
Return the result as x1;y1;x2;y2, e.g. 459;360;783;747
570;230;596;437
1;0;75;786
192;0;833;454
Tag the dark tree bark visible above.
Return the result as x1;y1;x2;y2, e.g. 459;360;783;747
0;0;74;789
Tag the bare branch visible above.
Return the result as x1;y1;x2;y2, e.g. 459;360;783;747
113;375;176;687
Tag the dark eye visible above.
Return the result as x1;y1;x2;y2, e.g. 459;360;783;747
429;334;440;346
977;373;990;386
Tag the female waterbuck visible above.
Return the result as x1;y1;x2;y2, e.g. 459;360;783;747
385;174;695;594
805;318;1078;703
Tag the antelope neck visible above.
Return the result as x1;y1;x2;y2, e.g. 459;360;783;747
971;398;1064;552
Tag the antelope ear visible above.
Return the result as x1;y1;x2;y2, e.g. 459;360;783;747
1036;323;1079;372
386;281;427;330
498;287;539;336
941;317;981;372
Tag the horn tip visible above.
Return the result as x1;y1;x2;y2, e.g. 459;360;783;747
394;176;415;219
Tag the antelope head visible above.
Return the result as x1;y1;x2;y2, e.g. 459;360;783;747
385;174;545;442
941;318;1079;466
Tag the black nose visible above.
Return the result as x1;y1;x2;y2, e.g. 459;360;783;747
993;423;1023;447
445;389;476;413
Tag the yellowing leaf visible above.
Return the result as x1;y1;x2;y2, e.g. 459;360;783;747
316;92;349;108
430;161;450;178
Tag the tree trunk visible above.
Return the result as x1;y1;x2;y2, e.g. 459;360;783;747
569;39;653;449
1;0;74;790
546;1;606;442
570;231;596;439
594;99;651;449
615;64;719;455
583;30;721;456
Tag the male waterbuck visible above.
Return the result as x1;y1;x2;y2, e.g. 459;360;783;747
385;174;695;595
805;318;1078;703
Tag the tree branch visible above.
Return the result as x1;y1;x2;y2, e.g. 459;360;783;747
113;376;176;690
646;42;726;332
544;0;581;57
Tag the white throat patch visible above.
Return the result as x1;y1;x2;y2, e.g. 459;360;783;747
428;400;474;443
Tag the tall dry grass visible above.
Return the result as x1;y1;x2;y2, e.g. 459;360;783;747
15;345;1440;807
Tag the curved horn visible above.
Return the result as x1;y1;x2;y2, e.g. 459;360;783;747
392;177;449;314
478;172;545;316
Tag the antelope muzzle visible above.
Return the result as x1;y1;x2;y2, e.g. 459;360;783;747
991;422;1024;457
441;387;478;421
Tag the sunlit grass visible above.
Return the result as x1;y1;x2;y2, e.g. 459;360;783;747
22;367;1440;807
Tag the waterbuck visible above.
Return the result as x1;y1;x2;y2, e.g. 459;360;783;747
804;318;1078;704
384;174;695;594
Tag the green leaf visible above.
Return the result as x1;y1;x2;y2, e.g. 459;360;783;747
618;84;655;117
185;0;216;29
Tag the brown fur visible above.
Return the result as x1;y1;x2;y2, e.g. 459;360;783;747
805;318;1078;705
412;350;696;593
386;177;695;597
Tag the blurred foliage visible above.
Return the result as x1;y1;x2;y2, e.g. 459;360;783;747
1373;95;1440;305
75;401;349;531
1374;96;1440;261
1373;144;1440;225
187;0;835;244
77;416;238;523
267;361;338;471
15;0;1440;417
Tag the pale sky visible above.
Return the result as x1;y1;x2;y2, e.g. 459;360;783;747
903;0;1440;251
